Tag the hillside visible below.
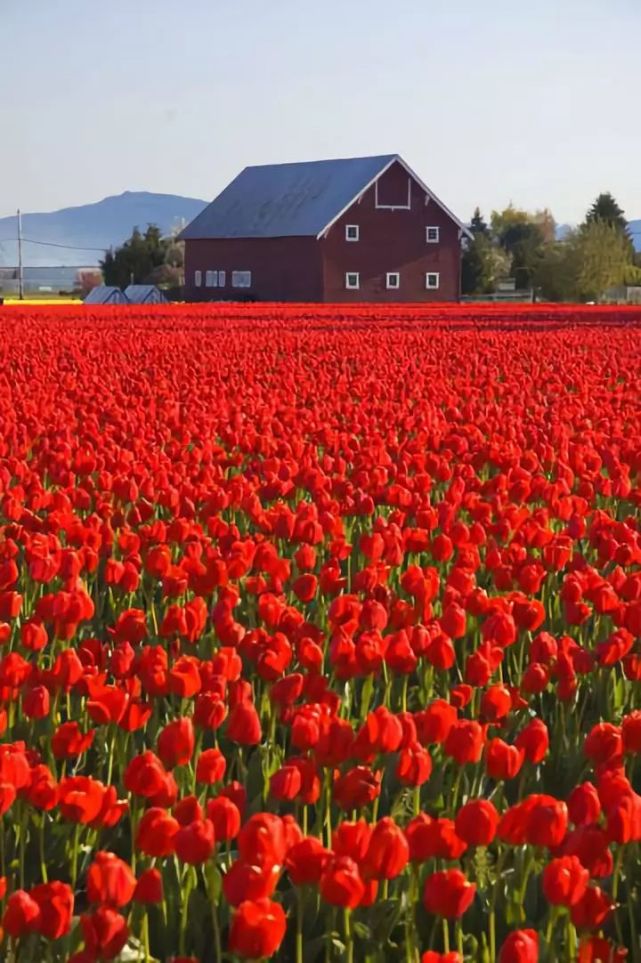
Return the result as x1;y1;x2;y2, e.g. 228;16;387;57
0;191;208;267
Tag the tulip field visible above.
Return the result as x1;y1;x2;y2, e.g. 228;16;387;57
2;301;641;963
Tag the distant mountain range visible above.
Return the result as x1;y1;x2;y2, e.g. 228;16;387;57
557;220;641;252
0;192;209;267
1;192;638;268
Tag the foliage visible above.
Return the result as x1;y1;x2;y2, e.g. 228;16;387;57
101;225;182;288
532;239;580;302
585;192;629;234
463;193;638;301
491;206;547;289
574;220;639;301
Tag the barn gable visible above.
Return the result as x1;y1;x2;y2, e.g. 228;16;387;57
179;155;471;241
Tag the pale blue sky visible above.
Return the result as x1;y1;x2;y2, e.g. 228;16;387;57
1;0;639;224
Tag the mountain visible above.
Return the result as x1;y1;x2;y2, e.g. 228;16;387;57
0;191;208;267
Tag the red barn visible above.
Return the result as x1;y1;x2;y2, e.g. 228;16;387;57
180;154;471;303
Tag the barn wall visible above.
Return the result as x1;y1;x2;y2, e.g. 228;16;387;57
183;237;322;302
321;160;462;303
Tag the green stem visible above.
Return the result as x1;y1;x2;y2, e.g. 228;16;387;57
296;890;304;963
179;866;195;955
344;908;354;963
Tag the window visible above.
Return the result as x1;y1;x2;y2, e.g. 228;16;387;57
345;224;359;242
426;226;440;243
425;272;440;290
345;272;360;290
386;272;400;290
194;270;202;287
206;270;226;288
232;271;251;288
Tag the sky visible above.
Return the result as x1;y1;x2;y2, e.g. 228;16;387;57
1;0;640;225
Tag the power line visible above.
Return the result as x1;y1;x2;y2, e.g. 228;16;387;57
2;236;106;252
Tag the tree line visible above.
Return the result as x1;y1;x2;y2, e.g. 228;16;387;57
101;225;184;290
462;193;641;301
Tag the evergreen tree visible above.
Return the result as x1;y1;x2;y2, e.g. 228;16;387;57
101;225;171;288
585;193;629;234
469;207;489;236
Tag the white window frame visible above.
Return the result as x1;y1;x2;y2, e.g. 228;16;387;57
205;270;226;288
426;226;440;243
425;272;440;290
345;272;360;290
231;270;251;289
345;224;359;242
386;272;400;290
194;270;202;287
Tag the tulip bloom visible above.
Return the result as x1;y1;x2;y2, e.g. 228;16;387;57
498;929;539;963
361;817;410;880
542;855;589;907
423;870;476;918
320;856;365;908
86;852;137;907
228;898;287;959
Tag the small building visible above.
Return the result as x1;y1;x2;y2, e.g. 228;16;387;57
84;285;129;305
124;284;168;305
602;285;641;305
180;154;472;303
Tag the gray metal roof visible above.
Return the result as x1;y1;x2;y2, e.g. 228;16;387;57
179;155;399;239
124;284;168;304
84;285;129;304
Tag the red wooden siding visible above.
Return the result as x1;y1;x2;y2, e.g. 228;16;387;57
321;161;461;303
183;237;322;302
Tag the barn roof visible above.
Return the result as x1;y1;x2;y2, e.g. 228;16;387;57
179;154;472;240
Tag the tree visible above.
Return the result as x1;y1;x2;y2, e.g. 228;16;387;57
469;207;490;237
573;220;638;301
101;225;171;288
491;205;547;288
533;236;580;302
532;208;557;244
461;209;509;294
585;193;629;234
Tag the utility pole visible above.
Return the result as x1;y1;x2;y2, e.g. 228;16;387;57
17;209;24;300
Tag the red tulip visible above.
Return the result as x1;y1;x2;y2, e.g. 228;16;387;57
361;817;409;880
133;868;164;904
86;851;137;907
228;898;287;959
31;881;74;939
157;717;195;768
423;869;476;919
542;855;589;906
174;818;215;864
455;799;499;847
81;907;130;960
2;890;41;937
320;856;365;908
498;929;539;963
